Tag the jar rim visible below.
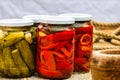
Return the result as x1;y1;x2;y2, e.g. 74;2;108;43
59;13;92;21
0;19;33;27
38;16;75;24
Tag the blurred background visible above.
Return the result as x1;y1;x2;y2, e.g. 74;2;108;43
0;0;120;22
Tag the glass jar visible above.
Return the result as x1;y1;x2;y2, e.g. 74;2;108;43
36;16;75;79
60;13;93;72
0;19;35;78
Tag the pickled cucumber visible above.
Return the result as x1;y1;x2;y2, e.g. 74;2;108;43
0;49;6;75
12;49;30;76
0;32;24;49
0;49;4;71
15;40;35;71
3;47;21;77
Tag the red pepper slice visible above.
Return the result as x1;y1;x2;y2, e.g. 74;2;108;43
75;46;84;57
56;60;73;77
69;47;74;60
74;58;88;71
38;68;63;78
44;51;56;71
37;32;41;44
40;38;53;47
60;47;71;58
54;41;69;51
36;52;48;69
80;34;92;45
40;51;46;64
81;45;92;51
53;51;65;58
55;56;65;63
65;43;72;52
37;63;47;70
75;34;82;41
75;57;87;65
81;62;90;71
40;43;57;50
42;29;74;42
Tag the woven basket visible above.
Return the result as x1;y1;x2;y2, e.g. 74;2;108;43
92;20;120;50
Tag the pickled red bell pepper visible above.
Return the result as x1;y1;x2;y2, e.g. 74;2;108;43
37;29;74;78
38;68;63;78
40;51;46;64
54;41;69;51
56;60;73;77
53;51;65;58
42;29;74;42
81;45;91;51
75;58;87;65
65;43;73;52
39;43;57;50
40;40;69;50
74;25;92;71
80;34;92;45
44;51;56;71
74;57;87;71
82;62;90;71
60;47;71;58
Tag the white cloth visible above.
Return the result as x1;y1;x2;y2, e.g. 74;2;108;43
0;0;120;22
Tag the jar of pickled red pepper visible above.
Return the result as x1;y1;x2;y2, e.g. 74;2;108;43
0;19;35;78
60;13;93;72
36;16;75;79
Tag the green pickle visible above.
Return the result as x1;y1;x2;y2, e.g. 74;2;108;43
15;40;35;71
3;47;21;77
11;49;30;77
0;19;36;78
0;32;24;49
0;49;7;76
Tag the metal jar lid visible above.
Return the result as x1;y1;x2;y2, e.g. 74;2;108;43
38;15;75;24
0;19;33;27
60;13;92;21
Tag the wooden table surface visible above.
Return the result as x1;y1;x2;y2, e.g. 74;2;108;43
0;72;92;80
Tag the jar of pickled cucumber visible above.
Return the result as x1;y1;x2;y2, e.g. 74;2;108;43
0;19;36;78
36;16;75;79
60;13;93;72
